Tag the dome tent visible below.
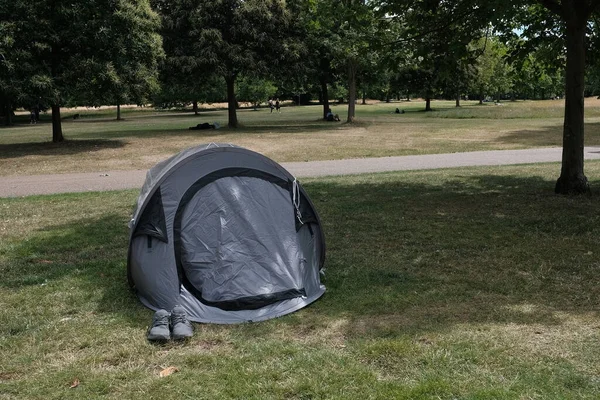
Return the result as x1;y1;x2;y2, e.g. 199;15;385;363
127;143;326;324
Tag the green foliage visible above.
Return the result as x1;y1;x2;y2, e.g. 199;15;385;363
236;76;277;109
153;0;298;126
70;0;164;109
471;37;513;101
1;0;162;135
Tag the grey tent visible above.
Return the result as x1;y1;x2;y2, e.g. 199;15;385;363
127;143;326;324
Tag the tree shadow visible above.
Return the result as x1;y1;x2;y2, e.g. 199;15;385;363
301;173;600;338
0;139;126;159
3;173;599;335
494;122;600;148
1;212;145;325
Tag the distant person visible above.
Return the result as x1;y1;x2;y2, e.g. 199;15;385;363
395;108;404;114
268;98;274;113
326;108;340;121
275;98;280;113
189;122;219;130
30;108;36;124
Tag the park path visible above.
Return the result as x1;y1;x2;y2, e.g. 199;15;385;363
2;147;600;198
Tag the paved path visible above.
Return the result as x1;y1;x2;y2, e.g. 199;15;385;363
2;147;600;198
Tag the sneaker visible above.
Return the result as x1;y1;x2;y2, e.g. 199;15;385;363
147;309;171;342
171;305;193;340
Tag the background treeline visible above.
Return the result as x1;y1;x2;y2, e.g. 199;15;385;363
1;1;599;133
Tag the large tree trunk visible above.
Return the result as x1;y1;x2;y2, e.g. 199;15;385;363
320;79;330;120
347;60;357;123
51;104;64;143
479;88;484;105
116;103;122;121
455;92;460;107
225;74;238;128
3;104;12;126
425;96;432;112
555;20;589;194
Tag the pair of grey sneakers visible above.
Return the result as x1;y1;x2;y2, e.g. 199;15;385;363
147;305;193;342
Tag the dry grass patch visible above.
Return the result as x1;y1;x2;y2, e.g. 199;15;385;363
3;99;600;176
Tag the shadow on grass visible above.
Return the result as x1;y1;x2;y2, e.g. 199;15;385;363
492;122;600;148
306;173;600;338
75;121;343;140
0;139;126;159
2;173;599;334
0;211;142;323
58;110;227;123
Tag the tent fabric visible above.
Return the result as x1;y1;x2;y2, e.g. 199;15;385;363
127;143;326;324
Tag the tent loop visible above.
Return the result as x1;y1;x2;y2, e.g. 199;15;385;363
292;178;304;225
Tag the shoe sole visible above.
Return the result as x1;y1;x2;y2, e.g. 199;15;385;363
172;334;193;341
147;334;171;342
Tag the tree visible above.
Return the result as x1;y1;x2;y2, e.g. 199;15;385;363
379;0;499;111
71;0;163;120
472;36;513;103
335;0;379;122
533;0;600;194
154;0;296;128
6;0;162;141
236;76;277;110
0;12;19;126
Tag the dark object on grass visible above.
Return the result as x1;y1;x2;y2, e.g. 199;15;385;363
395;108;404;114
189;122;215;130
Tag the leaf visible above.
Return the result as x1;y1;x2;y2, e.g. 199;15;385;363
159;366;179;378
70;378;80;388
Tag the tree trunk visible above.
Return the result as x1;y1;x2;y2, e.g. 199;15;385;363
193;101;198;115
347;60;357;123
455;92;460;107
362;88;367;105
321;79;330;120
51;104;64;143
555;20;589;194
225;74;238;128
3;104;12;126
117;103;122;121
479;88;484;105
425;95;432;112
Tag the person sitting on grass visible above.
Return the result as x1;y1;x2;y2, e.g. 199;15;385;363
326;108;340;122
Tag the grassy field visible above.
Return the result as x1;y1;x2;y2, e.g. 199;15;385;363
1;162;599;399
2;98;600;176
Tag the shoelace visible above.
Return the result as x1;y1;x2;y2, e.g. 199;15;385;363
171;313;188;326
153;314;170;327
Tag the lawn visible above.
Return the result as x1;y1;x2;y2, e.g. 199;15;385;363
1;162;599;399
2;98;600;176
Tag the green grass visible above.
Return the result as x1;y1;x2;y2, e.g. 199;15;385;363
1;162;600;399
3;99;600;176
